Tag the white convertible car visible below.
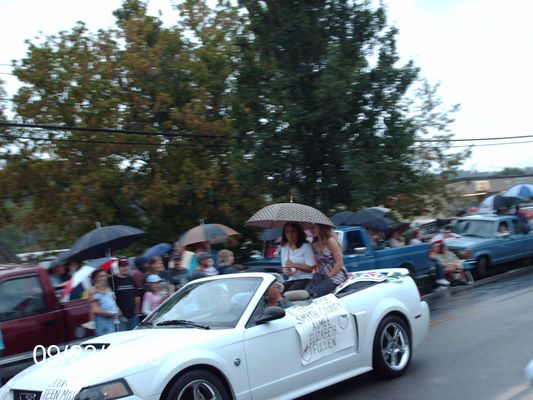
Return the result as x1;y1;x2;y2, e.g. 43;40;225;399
1;269;429;400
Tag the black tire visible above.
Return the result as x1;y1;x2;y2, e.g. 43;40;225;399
402;264;416;279
372;315;411;379
476;256;489;279
166;370;229;400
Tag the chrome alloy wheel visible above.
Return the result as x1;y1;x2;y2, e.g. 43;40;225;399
177;379;222;400
380;321;410;371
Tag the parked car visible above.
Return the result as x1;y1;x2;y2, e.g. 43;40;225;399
246;226;431;277
2;270;429;399
446;214;533;277
0;264;92;382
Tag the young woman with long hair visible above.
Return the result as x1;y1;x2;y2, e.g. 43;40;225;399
309;223;348;297
280;222;315;291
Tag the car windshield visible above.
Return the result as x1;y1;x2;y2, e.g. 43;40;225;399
145;277;262;329
452;220;493;238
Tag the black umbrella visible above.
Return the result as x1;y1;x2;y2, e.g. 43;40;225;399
478;193;517;213
364;217;393;231
331;208;387;226
62;225;145;262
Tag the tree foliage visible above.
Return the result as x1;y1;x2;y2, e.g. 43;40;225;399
0;0;469;252
233;0;469;216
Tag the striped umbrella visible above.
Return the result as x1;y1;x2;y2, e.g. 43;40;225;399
246;202;334;229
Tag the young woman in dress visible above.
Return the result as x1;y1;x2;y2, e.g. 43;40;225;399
309;223;348;297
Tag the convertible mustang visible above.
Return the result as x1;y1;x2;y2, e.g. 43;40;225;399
1;269;429;400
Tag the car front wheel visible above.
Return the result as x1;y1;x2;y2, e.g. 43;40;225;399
476;256;489;278
167;370;229;400
372;315;411;378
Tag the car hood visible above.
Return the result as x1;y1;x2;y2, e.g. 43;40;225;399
7;328;230;391
445;237;487;249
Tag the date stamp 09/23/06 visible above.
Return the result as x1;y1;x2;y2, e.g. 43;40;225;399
32;344;163;366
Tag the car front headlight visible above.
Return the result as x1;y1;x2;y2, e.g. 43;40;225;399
458;248;472;259
75;379;132;400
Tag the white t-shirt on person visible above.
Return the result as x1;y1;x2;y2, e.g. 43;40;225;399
280;242;315;281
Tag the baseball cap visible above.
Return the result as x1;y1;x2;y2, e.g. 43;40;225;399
146;274;163;284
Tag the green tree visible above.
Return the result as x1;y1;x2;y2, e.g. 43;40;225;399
496;167;525;176
232;0;469;217
1;0;257;250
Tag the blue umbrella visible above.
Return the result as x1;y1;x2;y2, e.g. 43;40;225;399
259;228;283;241
503;184;533;198
142;243;173;259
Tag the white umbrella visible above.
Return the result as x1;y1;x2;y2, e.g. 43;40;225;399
430;232;461;243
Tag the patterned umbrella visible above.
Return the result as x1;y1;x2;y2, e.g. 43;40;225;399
246;202;334;229
178;224;240;247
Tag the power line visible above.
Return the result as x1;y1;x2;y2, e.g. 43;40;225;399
1;122;532;148
417;134;533;142
0;122;227;139
447;139;533;148
0;133;232;148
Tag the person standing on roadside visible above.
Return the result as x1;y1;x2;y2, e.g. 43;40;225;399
89;269;120;336
161;253;190;292
142;274;165;316
110;258;141;331
190;252;219;280
216;249;240;274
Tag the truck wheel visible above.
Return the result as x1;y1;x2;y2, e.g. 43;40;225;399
476;256;489;279
372;315;411;379
401;264;416;278
167;370;229;400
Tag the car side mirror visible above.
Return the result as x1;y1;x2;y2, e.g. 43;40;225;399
255;306;285;325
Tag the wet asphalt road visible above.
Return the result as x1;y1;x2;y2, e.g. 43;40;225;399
301;262;533;400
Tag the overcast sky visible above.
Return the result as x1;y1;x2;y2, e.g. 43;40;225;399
1;0;532;172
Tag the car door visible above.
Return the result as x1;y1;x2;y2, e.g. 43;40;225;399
242;299;358;399
492;221;521;263
340;230;375;272
0;274;62;356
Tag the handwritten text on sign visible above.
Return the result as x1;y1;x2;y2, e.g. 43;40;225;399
41;379;82;400
286;294;354;365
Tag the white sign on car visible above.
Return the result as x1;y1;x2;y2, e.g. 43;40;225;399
286;294;354;365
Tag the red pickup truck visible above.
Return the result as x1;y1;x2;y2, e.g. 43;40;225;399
0;264;92;381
